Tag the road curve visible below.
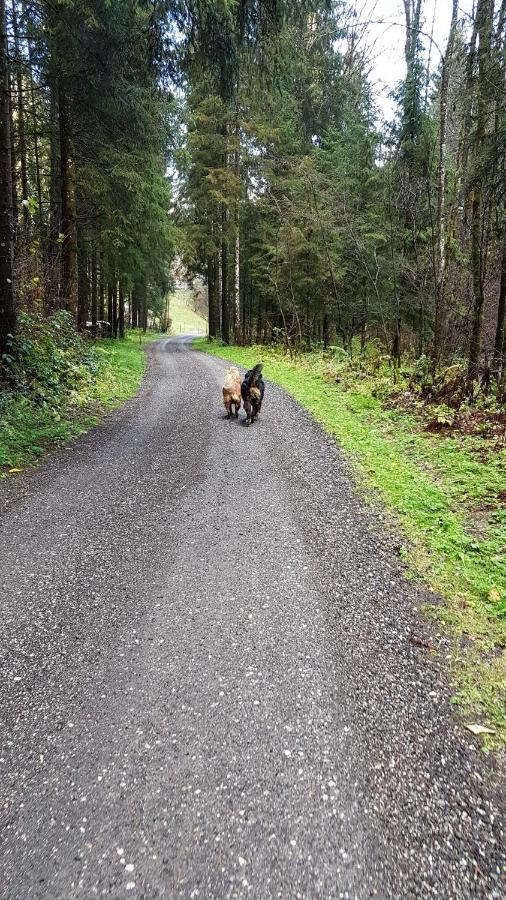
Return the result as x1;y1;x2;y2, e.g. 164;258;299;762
0;336;503;899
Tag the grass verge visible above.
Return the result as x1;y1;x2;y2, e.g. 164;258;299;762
0;330;160;475
194;338;506;748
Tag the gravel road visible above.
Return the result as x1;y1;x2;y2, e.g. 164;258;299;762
1;335;504;899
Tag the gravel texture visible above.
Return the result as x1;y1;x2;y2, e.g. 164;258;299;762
0;335;504;899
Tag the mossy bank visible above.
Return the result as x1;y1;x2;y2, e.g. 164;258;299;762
0;315;160;475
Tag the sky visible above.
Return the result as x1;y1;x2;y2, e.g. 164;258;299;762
354;0;475;122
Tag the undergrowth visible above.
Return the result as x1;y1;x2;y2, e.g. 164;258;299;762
194;337;506;748
0;314;158;473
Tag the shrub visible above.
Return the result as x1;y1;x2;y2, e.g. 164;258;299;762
0;313;99;409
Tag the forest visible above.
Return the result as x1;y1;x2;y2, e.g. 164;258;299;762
0;0;504;399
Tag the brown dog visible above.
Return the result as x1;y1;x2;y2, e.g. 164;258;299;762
222;366;242;419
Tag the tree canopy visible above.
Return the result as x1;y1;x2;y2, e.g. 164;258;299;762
0;0;504;396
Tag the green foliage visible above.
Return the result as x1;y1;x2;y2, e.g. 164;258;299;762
195;337;506;744
10;0;176;329
74;1;176;302
181;0;506;387
181;3;394;349
0;327;155;473
1;312;98;407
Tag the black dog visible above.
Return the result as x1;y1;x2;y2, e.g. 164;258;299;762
241;364;265;426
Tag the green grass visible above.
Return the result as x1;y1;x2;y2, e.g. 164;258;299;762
169;290;208;335
0;330;159;475
194;338;506;747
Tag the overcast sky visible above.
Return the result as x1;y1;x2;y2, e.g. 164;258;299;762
354;0;475;121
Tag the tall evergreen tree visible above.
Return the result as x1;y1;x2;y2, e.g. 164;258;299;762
0;0;16;354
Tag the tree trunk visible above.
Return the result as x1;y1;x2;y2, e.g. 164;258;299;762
247;277;253;344
392;316;402;367
131;283;139;328
401;0;423;157
233;90;241;343
207;247;220;337
256;291;264;343
221;206;230;343
241;276;247;344
11;0;28;237
30;78;43;238
8;67;17;245
118;281;125;338
47;87;61;310
0;0;16;353
323;312;330;349
459;16;479;192
161;292;169;332
98;255;105;321
432;0;458;370
492;5;506;379
361;294;368;353
234;232;240;343
468;200;485;390
141;282;147;332
500;323;506;402
467;0;493;388
112;279;118;338
91;243;98;336
77;224;89;329
24;5;44;238
107;282;114;337
131;291;136;328
221;118;230;344
493;236;506;378
59;79;77;317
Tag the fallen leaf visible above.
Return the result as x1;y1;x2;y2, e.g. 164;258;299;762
8;467;23;474
488;588;501;604
464;723;496;736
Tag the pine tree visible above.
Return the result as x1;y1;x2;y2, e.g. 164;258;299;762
0;0;16;354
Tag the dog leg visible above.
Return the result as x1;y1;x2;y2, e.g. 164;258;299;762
244;398;252;426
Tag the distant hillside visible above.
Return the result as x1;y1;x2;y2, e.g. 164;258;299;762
169;290;208;335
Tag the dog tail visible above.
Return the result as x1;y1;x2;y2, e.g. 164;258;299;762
251;363;263;380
